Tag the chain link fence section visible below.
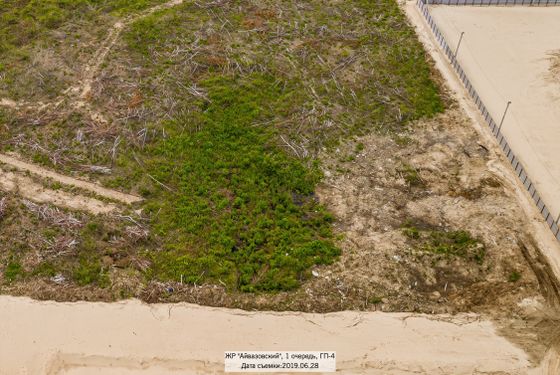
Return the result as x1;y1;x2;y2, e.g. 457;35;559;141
416;0;560;242
425;0;560;6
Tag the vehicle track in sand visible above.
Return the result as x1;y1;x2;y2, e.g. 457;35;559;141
0;154;141;206
0;0;187;213
0;167;117;215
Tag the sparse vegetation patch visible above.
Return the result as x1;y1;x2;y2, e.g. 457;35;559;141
0;0;449;297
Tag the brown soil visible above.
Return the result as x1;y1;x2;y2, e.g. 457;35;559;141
0;166;117;215
550;50;560;83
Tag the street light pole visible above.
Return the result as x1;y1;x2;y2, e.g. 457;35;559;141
454;32;465;58
497;101;512;135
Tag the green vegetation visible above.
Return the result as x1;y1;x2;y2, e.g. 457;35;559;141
0;0;446;293
73;257;109;287
140;74;340;291
508;271;522;283
0;0;167;49
4;260;24;282
368;296;383;305
0;0;168;99
399;163;424;187
403;222;485;264
98;0;444;291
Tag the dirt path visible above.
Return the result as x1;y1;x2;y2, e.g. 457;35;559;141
0;296;543;375
0;154;141;206
0;167;117;215
2;0;186;119
78;0;184;100
0;0;187;213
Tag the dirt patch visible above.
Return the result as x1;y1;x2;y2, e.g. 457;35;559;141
549;50;560;84
0;153;142;206
0;166;117;215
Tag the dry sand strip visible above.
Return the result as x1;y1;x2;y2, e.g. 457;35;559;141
0;296;546;375
0;154;142;206
0;167;117;215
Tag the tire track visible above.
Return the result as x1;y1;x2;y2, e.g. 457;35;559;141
0;154;142;206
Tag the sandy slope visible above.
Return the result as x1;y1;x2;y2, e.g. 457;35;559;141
403;0;560;306
0;296;538;375
428;5;560;225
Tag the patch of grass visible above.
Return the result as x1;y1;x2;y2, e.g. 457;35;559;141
0;0;169;50
368;296;383;305
402;225;420;239
508;271;522;283
73;257;109;287
4;260;24;282
137;74;340;292
398;163;424;187
403;222;485;264
32;262;58;277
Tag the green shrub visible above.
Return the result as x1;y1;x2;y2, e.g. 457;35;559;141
4;260;24;282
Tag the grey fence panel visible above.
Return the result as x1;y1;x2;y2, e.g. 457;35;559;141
416;0;560;239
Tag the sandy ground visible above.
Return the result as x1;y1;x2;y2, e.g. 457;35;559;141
0;167;116;215
404;0;560;305
0;153;141;206
427;5;560;225
0;296;545;375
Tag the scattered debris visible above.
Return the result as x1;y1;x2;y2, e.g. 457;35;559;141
22;200;82;228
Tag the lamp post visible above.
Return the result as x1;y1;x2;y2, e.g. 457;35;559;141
454;32;465;58
497;101;512;135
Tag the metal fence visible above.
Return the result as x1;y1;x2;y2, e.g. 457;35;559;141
416;0;560;242
425;0;560;5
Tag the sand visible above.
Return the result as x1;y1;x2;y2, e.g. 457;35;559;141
427;5;560;224
403;1;560;302
0;296;541;374
0;167;117;215
0;154;141;206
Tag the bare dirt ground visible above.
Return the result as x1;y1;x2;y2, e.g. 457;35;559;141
0;153;142;206
550;51;560;83
428;5;560;223
0;166;116;215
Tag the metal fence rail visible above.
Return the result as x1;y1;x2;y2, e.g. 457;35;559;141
416;0;560;241
425;0;560;5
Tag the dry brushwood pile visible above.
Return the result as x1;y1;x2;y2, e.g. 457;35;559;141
0;0;558;333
